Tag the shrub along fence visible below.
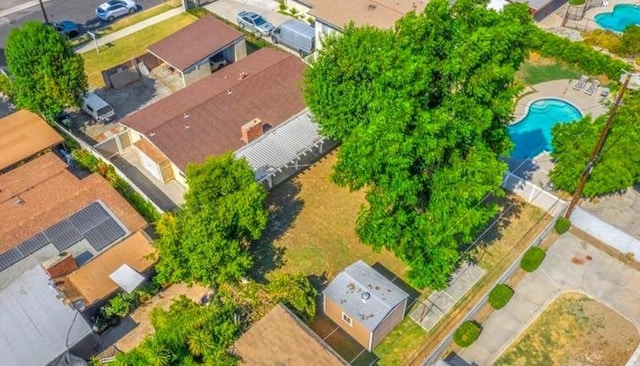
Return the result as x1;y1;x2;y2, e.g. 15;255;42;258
531;29;631;81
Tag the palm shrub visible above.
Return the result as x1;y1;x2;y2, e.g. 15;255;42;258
488;284;514;310
520;247;546;272
454;321;482;347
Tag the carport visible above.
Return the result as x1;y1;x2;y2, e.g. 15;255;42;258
147;15;247;88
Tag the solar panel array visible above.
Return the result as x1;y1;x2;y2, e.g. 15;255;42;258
0;202;126;272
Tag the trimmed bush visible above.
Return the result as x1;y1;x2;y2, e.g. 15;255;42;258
454;321;482;348
488;284;514;310
554;217;571;234
569;0;586;5
521;247;546;272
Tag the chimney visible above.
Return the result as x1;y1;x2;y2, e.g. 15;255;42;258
241;118;264;144
43;252;78;278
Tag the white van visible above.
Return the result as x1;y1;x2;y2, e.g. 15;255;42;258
271;19;315;57
82;92;115;122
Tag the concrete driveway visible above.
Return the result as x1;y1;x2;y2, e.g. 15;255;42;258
204;0;304;30
459;233;640;365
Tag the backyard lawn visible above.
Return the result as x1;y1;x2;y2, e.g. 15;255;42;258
495;292;639;365
517;53;582;86
82;13;197;87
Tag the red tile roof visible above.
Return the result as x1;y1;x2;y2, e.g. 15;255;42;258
121;49;308;171
147;16;244;71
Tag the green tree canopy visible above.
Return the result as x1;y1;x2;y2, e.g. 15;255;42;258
113;296;241;366
155;153;269;286
550;91;640;197
620;26;640;59
5;21;87;120
304;0;534;289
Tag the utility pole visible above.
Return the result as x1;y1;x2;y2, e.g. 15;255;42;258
38;0;49;24
564;73;632;219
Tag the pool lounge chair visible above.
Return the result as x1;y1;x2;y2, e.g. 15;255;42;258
585;80;600;96
573;75;588;90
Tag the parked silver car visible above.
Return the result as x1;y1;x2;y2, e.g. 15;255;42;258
236;11;274;37
96;0;137;22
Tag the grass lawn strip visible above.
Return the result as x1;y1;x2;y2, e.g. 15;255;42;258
495;292;639;365
82;13;197;87
516;54;582;86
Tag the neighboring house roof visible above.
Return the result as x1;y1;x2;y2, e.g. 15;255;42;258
121;48;308;171
234;109;324;181
0;152;147;255
309;0;428;30
147;16;244;71
62;231;156;306
0;265;92;366
0;110;63;170
323;260;409;331
234;304;347;365
512;0;549;10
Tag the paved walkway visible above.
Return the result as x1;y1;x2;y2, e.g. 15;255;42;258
459;233;640;365
74;7;183;54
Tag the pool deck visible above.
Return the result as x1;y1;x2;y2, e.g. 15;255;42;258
509;80;608;187
513;79;608;123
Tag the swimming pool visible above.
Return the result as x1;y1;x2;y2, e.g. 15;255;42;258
508;99;583;159
595;4;640;32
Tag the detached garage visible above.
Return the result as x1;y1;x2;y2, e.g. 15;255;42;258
147;15;247;87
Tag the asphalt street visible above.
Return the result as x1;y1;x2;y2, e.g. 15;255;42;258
0;0;166;65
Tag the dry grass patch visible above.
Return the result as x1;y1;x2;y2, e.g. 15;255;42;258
82;13;197;87
495;292;640;366
254;152;409;283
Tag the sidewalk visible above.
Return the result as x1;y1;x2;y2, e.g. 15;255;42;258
74;7;183;54
0;0;51;18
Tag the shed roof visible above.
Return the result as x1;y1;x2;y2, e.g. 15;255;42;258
234;110;323;181
323;260;409;331
0;110;63;170
0;153;147;255
234;304;347;365
64;232;155;306
148;16;244;71
309;0;427;30
0;265;92;366
121;48;307;171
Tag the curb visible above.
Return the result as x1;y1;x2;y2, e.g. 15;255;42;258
0;0;51;18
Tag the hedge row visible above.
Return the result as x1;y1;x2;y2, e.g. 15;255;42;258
531;29;631;81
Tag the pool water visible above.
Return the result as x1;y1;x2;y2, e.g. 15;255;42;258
508;99;582;159
595;4;640;32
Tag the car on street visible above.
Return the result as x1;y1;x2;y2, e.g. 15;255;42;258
236;11;274;37
50;20;80;38
96;0;137;22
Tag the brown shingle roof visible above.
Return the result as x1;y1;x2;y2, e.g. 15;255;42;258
147;16;244;71
0;153;147;254
63;231;156;306
121;48;307;171
309;0;428;30
234;304;347;365
0;110;63;170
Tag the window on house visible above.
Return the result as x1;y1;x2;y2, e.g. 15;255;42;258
341;312;353;326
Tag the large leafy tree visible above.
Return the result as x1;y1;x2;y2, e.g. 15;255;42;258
550;91;640;197
155;153;269;286
113;296;241;366
304;0;533;289
5;21;87;120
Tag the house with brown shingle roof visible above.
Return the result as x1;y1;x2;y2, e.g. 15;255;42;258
234;303;347;365
309;0;428;50
147;15;247;88
0;152;148;288
121;48;332;188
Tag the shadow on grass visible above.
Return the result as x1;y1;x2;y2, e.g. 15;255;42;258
459;194;525;266
250;179;304;282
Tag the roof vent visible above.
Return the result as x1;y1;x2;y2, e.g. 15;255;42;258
13;196;24;206
227;89;233;95
149;132;156;137
361;292;371;302
368;3;377;9
183;112;189;119
238;72;248;80
184;124;190;129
